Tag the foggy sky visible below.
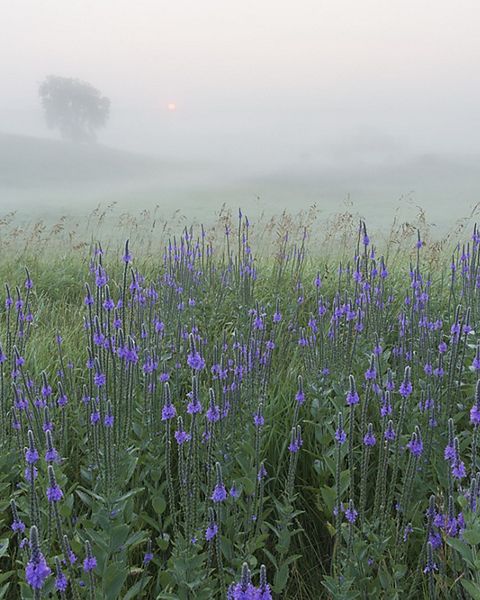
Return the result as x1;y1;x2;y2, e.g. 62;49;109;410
1;0;479;164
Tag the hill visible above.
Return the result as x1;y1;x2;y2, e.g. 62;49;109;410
0;133;164;189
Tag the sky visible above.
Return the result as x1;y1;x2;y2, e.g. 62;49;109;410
0;0;479;227
1;1;479;155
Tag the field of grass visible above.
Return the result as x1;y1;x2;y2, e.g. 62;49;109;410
1;209;480;599
3;133;480;235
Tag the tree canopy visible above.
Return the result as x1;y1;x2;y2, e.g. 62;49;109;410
39;76;110;143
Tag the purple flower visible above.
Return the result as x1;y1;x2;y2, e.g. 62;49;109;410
429;530;442;549
363;431;376;447
174;429;191;445
406;435;423;457
143;552;153;564
230;484;240;499
253;412;265;427
211;484;228;502
103;298;115;311
25;448;39;464
57;393;68;407
162;403;176;421
104;414;114;427
83;556;97;572
187;351;205;371
187;397;202;414
12;520;26;534
288;433;303;453
257;463;268;481
399;380;413;398
452;459;466;480
24;466;38;481
205;522;218;541
227;582;258;599
403;523;413;542
47;484;63;503
94;372;106;387
444;444;456;462
41;384;52;398
55;571;68;592
423;562;438;574
26;527;51;590
254;315;264;330
45;448;60;463
346;388;360;406
95;267;108;287
335;428;346;444
26;555;51;590
385;421;396;441
470;404;480;425
206;403;220;423
295;376;305;404
345;502;358;524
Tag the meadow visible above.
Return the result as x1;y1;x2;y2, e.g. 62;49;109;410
2;206;480;599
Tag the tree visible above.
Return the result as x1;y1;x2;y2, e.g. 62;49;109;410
39;75;110;143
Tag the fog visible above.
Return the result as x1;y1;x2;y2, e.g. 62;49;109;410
1;0;480;231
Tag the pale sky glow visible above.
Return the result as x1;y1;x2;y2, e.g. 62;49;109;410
1;1;480;165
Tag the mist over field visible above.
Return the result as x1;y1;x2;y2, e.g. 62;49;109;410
1;0;479;232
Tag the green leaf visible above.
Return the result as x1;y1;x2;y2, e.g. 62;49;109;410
0;539;8;558
114;488;145;504
157;533;170;551
461;579;480;600
124;577;151;600
447;537;475;568
320;485;336;515
273;563;289;593
152;495;167;515
75;489;92;508
0;583;10;600
102;562;128;600
462;527;480;546
109;524;130;553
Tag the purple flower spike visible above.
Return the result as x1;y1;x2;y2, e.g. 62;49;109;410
335;428;346;444
345;500;358;524
406;430;423;457
83;556;97;572
83;540;97;574
212;484;228;502
46;465;63;502
205;507;218;541
187;351;205;371
26;526;51;590
25;448;39;464
363;428;376;447
205;522;218;541
452;459;466;480
162;403;176;421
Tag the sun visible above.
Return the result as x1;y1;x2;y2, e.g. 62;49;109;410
167;102;176;111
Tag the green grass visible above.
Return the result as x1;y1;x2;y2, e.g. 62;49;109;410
1;209;480;598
